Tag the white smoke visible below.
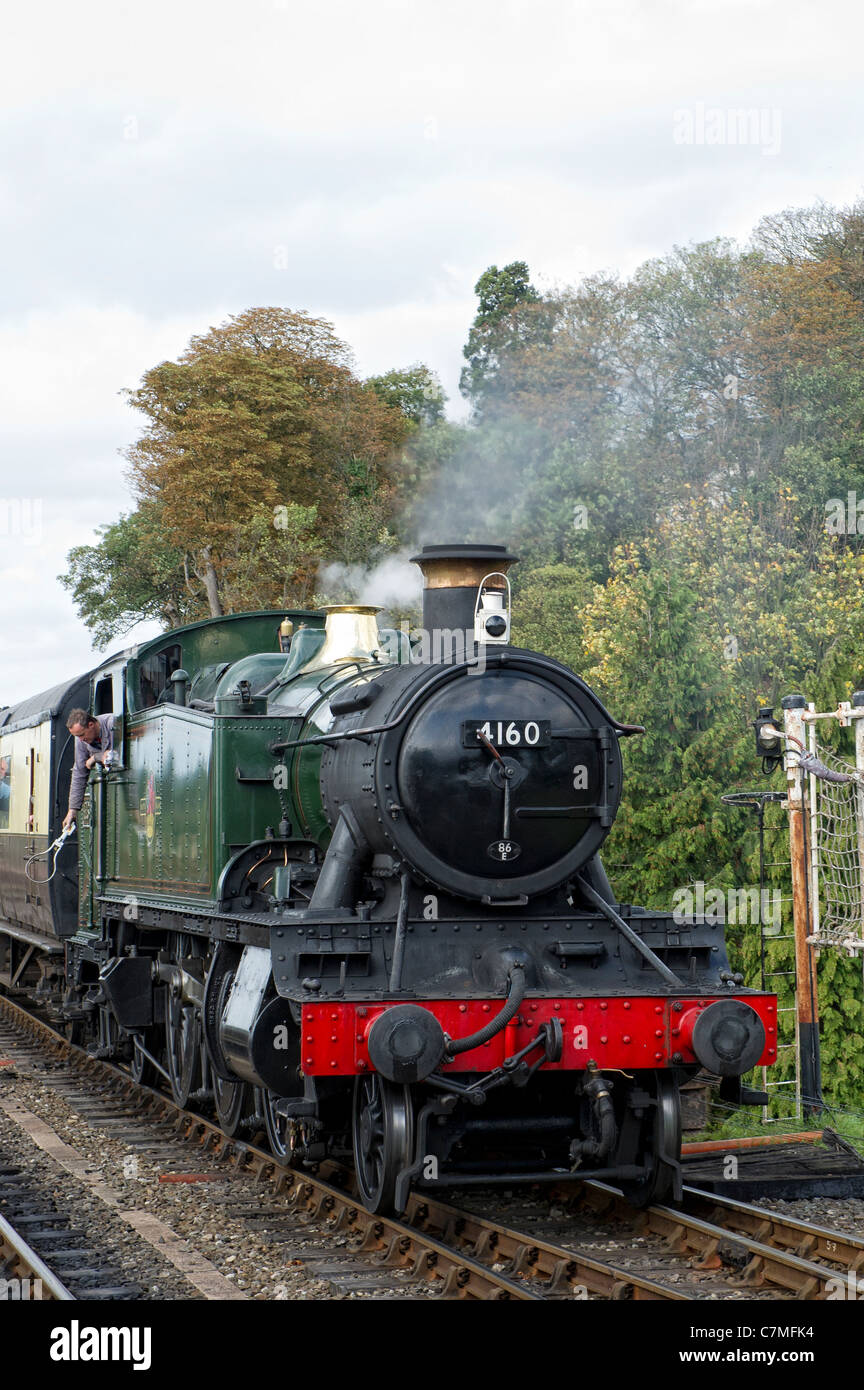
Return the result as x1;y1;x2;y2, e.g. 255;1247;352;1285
412;413;542;547
318;549;422;611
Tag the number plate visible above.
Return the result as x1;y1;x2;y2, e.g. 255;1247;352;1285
463;720;550;749
487;839;522;862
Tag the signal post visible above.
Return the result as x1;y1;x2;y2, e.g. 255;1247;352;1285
780;695;822;1116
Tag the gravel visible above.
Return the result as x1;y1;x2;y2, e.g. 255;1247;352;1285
0;1054;429;1301
752;1194;864;1238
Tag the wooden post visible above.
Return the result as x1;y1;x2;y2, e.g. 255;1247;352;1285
781;695;822;1114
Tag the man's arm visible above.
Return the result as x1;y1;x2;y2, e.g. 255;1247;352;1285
65;715;118;827
84;716;117;771
66;740;89;817
94;714;115;765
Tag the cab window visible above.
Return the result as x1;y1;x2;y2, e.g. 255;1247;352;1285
138;645;182;709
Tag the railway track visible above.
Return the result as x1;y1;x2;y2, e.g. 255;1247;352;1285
542;1178;864;1298
0;1206;73;1300
0;992;859;1301
0;1132;146;1300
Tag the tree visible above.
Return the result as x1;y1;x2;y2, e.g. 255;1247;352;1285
65;308;410;636
60;503;196;648
365;364;446;426
510;562;592;671
126;346;315;616
62;308;411;639
459;261;543;410
750;200;842;265
568;497;864;1109
218;502;322;613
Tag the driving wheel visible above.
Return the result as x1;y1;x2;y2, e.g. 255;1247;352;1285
620;1071;681;1207
352;1073;414;1215
214;1076;251;1137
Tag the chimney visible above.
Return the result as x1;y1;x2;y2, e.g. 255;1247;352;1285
410;544;518;651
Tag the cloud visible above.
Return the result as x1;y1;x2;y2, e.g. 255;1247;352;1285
0;501;163;707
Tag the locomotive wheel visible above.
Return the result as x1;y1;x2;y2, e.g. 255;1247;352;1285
96;1004;121;1060
165;990;200;1109
352;1073;414;1215
620;1072;681;1208
214;1077;251;1138
262;1088;294;1163
62;1018;84;1047
130;1032;159;1088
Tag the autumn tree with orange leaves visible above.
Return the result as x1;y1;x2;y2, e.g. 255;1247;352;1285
63;309;411;633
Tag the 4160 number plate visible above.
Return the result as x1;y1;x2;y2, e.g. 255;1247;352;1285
463;719;551;749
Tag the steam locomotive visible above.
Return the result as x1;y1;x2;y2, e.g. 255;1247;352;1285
0;543;776;1213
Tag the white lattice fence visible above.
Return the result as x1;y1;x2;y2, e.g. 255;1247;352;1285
802;702;864;956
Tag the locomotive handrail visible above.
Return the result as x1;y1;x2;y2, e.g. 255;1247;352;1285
268;661;454;753
269;652;646;755
388;871;411;992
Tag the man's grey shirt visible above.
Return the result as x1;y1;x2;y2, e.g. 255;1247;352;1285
68;714;115;811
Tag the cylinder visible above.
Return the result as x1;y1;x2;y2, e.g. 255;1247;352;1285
219;945;300;1095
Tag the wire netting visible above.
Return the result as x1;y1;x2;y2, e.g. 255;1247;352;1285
809;740;864;954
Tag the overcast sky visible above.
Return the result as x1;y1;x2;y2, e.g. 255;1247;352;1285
1;0;863;705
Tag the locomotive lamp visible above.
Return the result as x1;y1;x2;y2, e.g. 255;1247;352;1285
474;573;512;645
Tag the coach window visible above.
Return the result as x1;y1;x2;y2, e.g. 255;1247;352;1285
0;750;10;830
26;746;37;833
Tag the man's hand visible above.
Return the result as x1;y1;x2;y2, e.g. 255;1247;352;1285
62;809;77;831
